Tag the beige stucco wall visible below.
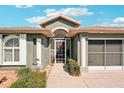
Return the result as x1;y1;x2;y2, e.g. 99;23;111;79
27;34;50;68
71;35;79;62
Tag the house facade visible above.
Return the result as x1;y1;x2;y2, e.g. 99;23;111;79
1;14;124;72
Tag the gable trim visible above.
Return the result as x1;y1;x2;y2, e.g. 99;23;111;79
40;15;80;27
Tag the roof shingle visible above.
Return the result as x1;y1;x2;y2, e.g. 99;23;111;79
68;27;124;37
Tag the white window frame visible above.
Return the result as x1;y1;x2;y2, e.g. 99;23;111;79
1;34;27;65
3;35;20;65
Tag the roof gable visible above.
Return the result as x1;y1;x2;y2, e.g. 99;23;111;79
40;14;80;27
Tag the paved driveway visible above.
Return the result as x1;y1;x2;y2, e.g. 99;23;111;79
47;63;124;88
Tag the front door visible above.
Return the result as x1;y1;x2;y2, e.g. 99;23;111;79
55;39;66;63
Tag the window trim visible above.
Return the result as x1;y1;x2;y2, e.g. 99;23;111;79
4;35;19;45
2;35;20;65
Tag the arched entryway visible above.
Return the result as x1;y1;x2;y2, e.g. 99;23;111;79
51;28;71;64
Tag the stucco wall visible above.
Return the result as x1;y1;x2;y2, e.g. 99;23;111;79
71;35;79;62
88;34;124;38
27;34;50;68
0;34;50;70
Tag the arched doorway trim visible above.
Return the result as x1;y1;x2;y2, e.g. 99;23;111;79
52;27;69;33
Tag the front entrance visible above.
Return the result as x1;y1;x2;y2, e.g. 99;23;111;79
50;28;71;64
55;39;66;63
50;38;71;64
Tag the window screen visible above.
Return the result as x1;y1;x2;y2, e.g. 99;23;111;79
88;40;105;66
88;40;123;66
88;40;104;52
88;53;104;66
106;40;122;52
106;53;122;66
4;49;13;62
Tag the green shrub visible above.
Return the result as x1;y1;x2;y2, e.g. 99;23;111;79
27;71;47;88
10;76;29;88
16;67;31;77
67;59;80;76
10;67;47;88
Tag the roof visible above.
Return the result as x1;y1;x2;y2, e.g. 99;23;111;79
40;14;80;27
1;26;124;38
68;27;124;37
0;27;53;37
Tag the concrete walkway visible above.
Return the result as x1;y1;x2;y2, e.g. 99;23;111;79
47;63;124;88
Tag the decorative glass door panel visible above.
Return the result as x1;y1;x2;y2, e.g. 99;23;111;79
56;40;65;63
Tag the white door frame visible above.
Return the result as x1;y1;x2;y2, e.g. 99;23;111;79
54;39;66;64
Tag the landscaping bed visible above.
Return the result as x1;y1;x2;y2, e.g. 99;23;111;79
0;63;53;88
10;67;47;88
0;71;18;88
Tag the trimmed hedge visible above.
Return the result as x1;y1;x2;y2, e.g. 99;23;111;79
67;59;80;76
10;67;47;88
16;67;31;77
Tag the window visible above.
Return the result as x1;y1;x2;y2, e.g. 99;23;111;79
106;54;122;66
3;36;20;62
88;40;123;66
53;29;67;38
88;40;105;66
106;40;122;52
88;53;104;66
106;40;122;66
88;40;104;52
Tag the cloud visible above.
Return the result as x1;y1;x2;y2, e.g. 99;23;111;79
45;8;94;17
94;22;124;27
26;7;94;25
25;16;47;24
15;5;33;8
113;17;124;23
94;17;124;27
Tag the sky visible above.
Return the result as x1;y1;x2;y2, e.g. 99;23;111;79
0;5;124;28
